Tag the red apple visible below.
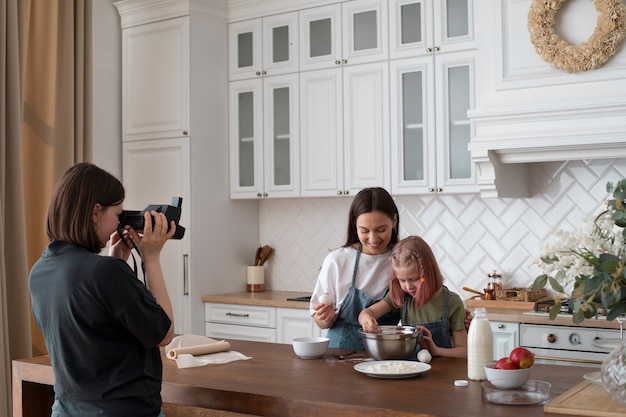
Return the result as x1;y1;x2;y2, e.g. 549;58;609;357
509;347;535;369
495;356;517;369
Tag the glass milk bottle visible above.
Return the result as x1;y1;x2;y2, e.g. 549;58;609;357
467;307;493;380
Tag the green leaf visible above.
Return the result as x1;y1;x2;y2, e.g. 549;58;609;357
549;303;561;320
532;275;548;290
548;276;564;293
572;309;585;324
607;304;626;321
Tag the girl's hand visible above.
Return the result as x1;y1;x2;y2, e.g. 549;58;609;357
137;211;175;259
415;325;438;355
360;315;379;333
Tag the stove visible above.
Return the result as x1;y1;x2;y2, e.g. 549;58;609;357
519;311;624;367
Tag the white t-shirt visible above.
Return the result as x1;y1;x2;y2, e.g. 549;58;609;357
309;246;391;316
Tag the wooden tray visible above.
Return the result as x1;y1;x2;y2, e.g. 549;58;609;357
544;380;626;417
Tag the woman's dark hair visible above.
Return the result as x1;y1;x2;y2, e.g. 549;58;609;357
388;236;444;308
46;162;125;253
343;187;399;248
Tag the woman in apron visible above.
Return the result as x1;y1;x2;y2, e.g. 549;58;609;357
310;187;401;350
358;236;468;358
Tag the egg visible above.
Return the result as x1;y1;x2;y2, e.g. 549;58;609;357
319;293;333;305
417;349;432;363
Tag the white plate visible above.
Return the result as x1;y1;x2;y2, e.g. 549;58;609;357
353;360;431;379
583;371;602;386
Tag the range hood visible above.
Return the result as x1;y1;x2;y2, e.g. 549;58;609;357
468;98;626;198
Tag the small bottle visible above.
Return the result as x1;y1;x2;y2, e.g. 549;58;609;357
467;307;493;381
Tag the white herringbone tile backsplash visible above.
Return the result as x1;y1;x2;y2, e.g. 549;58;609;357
259;158;626;300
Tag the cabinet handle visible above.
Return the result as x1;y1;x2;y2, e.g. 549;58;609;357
263;192;268;197
335;60;341;65
256;71;261;76
437;187;443;192
226;313;250;318
498;324;504;329
433;46;440;52
426;47;432;53
336;190;342;195
182;131;188;136
262;70;267;75
183;254;189;295
342;59;347;64
257;193;263;198
428;187;435;192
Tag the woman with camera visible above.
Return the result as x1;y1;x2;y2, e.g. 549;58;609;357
29;162;175;417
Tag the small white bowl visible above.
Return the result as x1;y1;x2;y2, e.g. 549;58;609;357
292;337;329;359
484;363;531;389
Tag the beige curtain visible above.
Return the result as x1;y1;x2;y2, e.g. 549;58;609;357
1;0;91;414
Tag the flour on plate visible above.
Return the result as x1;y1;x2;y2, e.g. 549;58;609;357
366;361;419;374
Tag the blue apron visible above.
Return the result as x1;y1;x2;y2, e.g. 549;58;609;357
402;286;454;354
327;244;398;350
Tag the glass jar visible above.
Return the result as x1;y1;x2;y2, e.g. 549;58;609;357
601;337;626;406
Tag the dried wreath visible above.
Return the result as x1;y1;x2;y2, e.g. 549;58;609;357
527;0;626;73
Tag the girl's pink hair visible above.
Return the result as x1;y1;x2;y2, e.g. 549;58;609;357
388;236;444;309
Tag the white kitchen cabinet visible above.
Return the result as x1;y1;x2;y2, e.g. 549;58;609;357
490;321;519;361
299;0;388;72
204;303;319;344
390;51;476;194
300;61;390;197
116;0;259;336
121;16;189;142
229;73;300;199
122;138;191;333
389;0;475;60
229;12;298;81
389;0;477;195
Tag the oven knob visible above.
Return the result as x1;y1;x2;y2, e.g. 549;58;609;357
547;333;557;343
569;333;581;345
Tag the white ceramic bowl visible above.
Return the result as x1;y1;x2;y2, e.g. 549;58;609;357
484;363;531;389
292;337;329;359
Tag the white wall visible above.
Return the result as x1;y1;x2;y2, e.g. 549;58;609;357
90;0;122;178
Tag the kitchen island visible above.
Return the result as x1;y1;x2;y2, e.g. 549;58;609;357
14;339;599;417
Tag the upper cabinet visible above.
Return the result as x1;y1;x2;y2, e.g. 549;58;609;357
389;0;476;59
229;12;298;81
299;0;388;72
390;0;477;195
229;74;300;199
122;17;190;141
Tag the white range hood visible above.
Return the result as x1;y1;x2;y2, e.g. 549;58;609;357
468;97;626;198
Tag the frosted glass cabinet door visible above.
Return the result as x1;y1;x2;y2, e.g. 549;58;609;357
299;3;342;71
262;12;299;77
229;19;262;81
390;57;436;195
229;79;263;198
342;0;388;65
263;74;300;197
435;50;477;193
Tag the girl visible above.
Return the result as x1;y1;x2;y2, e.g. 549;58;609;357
358;236;467;358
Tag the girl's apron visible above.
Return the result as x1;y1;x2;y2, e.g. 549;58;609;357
326;244;398;350
402;286;454;354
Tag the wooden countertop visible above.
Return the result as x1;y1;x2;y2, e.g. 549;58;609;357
13;339;595;417
202;291;312;309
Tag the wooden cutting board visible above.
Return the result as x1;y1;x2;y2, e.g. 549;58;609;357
544;380;626;417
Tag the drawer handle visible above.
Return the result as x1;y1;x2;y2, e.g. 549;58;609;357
226;313;250;318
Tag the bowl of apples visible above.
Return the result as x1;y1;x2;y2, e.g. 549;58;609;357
484;347;535;389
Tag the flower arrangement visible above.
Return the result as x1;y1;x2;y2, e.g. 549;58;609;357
527;0;626;73
532;179;626;323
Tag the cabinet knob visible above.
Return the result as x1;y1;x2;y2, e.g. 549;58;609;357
335;60;341;65
257;193;263;198
262;70;267;75
547;333;557;343
182;131;188;136
336;190;342;195
344;190;349;195
342;59;347;64
437;187;443;192
426;47;432;53
428;187;435;192
497;324;504;329
263;193;268;197
256;71;261;76
433;46;440;52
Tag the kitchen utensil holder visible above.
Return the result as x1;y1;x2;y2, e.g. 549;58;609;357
246;265;265;292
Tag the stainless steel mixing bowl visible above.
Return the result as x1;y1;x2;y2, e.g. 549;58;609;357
359;325;420;360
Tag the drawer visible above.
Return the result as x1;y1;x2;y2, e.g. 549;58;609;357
205;303;276;328
205;322;277;343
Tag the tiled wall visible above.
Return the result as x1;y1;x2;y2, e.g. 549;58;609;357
259;158;626;300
